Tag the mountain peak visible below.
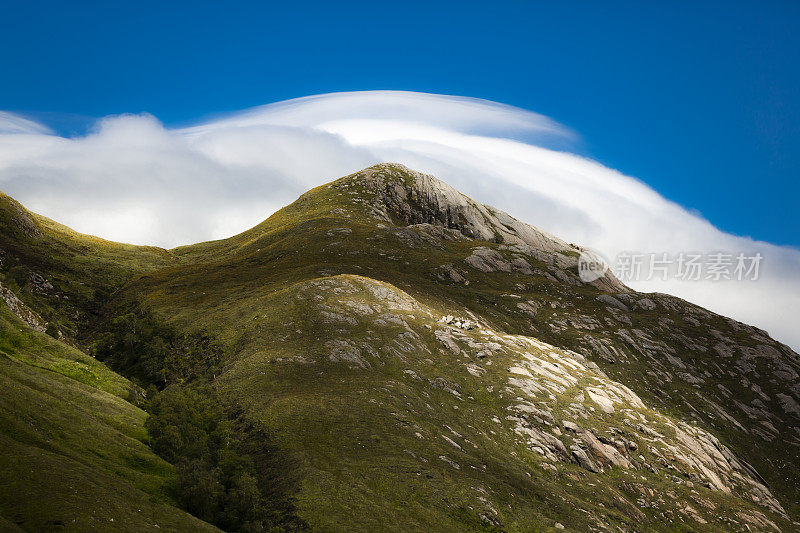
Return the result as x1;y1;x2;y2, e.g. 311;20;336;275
340;162;572;253
330;163;627;293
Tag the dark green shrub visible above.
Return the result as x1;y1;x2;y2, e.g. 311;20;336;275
176;459;224;522
45;322;59;338
93;309;222;387
7;265;27;287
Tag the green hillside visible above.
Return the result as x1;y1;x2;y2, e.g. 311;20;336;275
0;299;217;531
1;164;799;531
0;191;177;339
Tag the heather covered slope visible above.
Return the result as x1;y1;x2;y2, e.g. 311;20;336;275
1;163;799;531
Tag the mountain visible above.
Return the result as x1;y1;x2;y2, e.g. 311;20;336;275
0;163;798;532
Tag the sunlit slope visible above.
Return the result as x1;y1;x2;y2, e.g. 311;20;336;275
0;191;178;338
0;303;217;532
99;164;800;529
215;274;789;530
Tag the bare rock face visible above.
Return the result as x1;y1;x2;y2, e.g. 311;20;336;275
297;272;787;521
341;163;628;292
350;163;574;254
465;247;513;273
0;281;47;332
596;294;630;312
332;163;631;295
439;315;478;330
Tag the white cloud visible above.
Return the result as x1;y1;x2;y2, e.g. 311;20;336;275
0;111;54;135
0;91;797;350
184;91;575;144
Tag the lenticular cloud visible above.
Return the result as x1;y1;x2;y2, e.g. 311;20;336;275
0;91;798;349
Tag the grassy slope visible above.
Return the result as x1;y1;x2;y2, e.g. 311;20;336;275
212;275;790;531
1;165;798;530
0;304;217;532
98;168;797;530
0;192;219;531
0;191;177;337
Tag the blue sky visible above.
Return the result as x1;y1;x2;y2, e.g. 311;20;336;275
1;1;798;246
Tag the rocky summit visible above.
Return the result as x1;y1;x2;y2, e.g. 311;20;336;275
0;163;798;532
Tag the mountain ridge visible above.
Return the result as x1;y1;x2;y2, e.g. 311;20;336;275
0;163;798;531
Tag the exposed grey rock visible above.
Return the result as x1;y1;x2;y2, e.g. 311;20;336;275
438;455;460;470
777;394;800;417
439;264;466;283
562;420;580;433
409;223;468;243
318;307;359;325
635;298;657;311
570;445;600;472
516;300;540;318
326;227;352;237
28;272;54;292
579;429;631;468
360;278;420;311
596;294;630;312
435;329;462;354
0;281;47;332
350;163;572;251
345;163;625;288
326;339;369;368
713;342;735;358
439;315;478;330
582;335;627;365
465;247;512;273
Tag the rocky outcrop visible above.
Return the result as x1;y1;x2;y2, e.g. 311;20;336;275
0;281;46;332
293;273;790;523
439;315;478;330
344;163;573;253
338;163;628;292
260;164;800;525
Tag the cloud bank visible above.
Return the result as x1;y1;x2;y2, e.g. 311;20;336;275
0;91;797;350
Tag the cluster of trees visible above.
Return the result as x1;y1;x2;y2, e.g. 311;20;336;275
92;308;305;531
93;310;221;386
146;386;306;532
